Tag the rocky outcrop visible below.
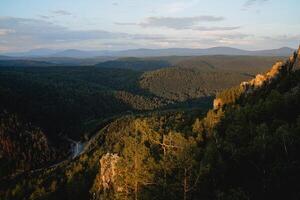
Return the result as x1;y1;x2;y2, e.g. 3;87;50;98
292;46;300;70
92;152;120;196
240;47;300;94
99;153;120;190
213;98;223;110
213;45;300;110
240;61;285;92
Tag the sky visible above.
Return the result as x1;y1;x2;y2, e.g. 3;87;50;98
0;0;299;52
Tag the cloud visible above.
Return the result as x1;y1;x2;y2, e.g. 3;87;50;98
0;17;172;51
0;29;15;36
267;35;300;41
114;22;137;26
0;17;245;51
260;34;300;47
0;17;132;51
128;34;253;49
38;15;52;19
0;17;127;41
52;10;72;16
37;10;73;20
192;26;241;31
242;0;269;10
140;16;224;29
116;16;235;31
116;16;240;32
217;33;251;39
0;17;297;52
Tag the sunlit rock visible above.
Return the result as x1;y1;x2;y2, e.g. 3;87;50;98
213;47;300;110
213;98;223;110
99;153;120;190
292;46;300;70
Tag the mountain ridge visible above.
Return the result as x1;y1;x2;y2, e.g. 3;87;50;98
1;46;295;58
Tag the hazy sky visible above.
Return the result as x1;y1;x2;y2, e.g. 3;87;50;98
0;0;299;52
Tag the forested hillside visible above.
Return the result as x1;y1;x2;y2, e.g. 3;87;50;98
0;112;63;178
175;55;284;74
140;67;251;101
1;47;299;200
0;67;141;140
0;66;155;178
140;56;283;101
96;58;171;71
0;56;281;142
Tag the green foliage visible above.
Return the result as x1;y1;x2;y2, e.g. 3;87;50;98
0;66;144;140
140;67;250;101
208;70;300;199
140;55;283;101
115;135;155;200
216;86;244;106
96;58;171;71
115;91;167;110
175;55;283;75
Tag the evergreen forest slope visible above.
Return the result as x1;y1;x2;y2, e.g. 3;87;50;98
1;47;299;200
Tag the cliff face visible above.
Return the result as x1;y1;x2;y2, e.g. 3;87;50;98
213;46;300;110
292;47;300;70
94;153;120;190
240;61;284;91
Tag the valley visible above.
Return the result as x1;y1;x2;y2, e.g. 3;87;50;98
1;49;299;200
1;0;299;199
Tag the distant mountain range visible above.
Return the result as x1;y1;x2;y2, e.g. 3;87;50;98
1;47;295;59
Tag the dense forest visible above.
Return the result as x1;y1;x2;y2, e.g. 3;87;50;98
140;55;282;101
140;68;251;101
0;55;280;141
96;58;171;71
0;112;62;178
0;51;298;200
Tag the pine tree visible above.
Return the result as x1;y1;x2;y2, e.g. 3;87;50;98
115;124;155;200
